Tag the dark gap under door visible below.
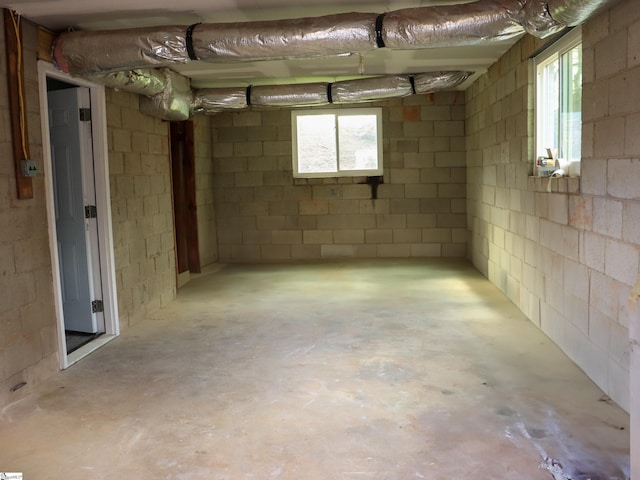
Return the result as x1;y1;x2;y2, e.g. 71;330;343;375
65;331;102;354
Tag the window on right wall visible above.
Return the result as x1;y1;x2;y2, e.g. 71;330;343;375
535;27;582;176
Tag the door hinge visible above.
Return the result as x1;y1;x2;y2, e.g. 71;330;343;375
92;300;104;313
85;205;97;219
79;108;92;122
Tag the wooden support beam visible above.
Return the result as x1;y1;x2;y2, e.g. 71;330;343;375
4;8;33;199
38;26;56;63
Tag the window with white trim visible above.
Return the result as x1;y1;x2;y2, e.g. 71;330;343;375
292;108;383;178
535;27;582;170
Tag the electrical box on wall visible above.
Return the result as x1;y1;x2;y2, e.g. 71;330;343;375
20;159;37;177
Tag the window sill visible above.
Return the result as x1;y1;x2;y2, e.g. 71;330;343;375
293;176;369;186
528;175;581;194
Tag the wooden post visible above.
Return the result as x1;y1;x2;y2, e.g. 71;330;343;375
4;8;34;199
37;26;56;62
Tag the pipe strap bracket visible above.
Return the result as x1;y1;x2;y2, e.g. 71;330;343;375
375;14;386;48
186;23;201;60
327;83;333;103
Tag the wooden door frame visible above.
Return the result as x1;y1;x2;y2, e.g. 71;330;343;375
170;120;201;283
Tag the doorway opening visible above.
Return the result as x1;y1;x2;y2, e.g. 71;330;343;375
170;120;200;288
48;81;104;354
38;61;120;368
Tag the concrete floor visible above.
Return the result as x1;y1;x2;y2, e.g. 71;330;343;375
0;259;630;479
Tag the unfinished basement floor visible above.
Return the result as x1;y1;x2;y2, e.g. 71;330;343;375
0;259;630;479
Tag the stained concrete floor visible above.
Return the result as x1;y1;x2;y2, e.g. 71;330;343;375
0;259;630;479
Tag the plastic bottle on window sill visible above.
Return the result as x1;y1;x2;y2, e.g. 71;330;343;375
536;156;555;177
568;160;580;177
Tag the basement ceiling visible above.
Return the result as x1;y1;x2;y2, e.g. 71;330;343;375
2;0;521;89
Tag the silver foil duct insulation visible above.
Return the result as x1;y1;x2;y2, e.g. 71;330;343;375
250;83;330;107
53;26;189;75
413;71;472;94
331;75;414;104
520;0;564;36
192;72;470;114
90;69;167;96
191;12;378;62
52;0;620;76
139;69;192;121
381;0;524;49
547;0;619;26
192;87;248;113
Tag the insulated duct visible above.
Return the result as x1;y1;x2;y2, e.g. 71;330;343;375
547;0;616;25
191;13;378;62
251;83;330;108
90;68;167;96
380;0;525;49
331;75;414;104
54;26;189;75
519;0;563;36
52;0;620;77
412;71;472;94
192;72;471;114
192;87;248;112
139;69;192;121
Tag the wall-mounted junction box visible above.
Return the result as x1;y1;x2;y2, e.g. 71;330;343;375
21;159;37;177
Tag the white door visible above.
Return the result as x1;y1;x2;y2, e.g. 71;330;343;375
48;87;103;334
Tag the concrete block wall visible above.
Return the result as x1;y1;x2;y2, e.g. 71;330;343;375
194;115;218;267
211;93;467;262
466;0;639;413
106;90;176;327
631;285;640;477
0;20;59;407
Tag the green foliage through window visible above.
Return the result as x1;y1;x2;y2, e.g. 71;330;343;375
292;108;383;178
535;28;582;164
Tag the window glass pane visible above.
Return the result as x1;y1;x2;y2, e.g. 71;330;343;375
296;114;337;173
537;58;559;158
337;115;379;171
292;108;382;178
561;44;582;162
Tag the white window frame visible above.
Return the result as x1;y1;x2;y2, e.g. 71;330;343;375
534;26;582;166
291;108;383;178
